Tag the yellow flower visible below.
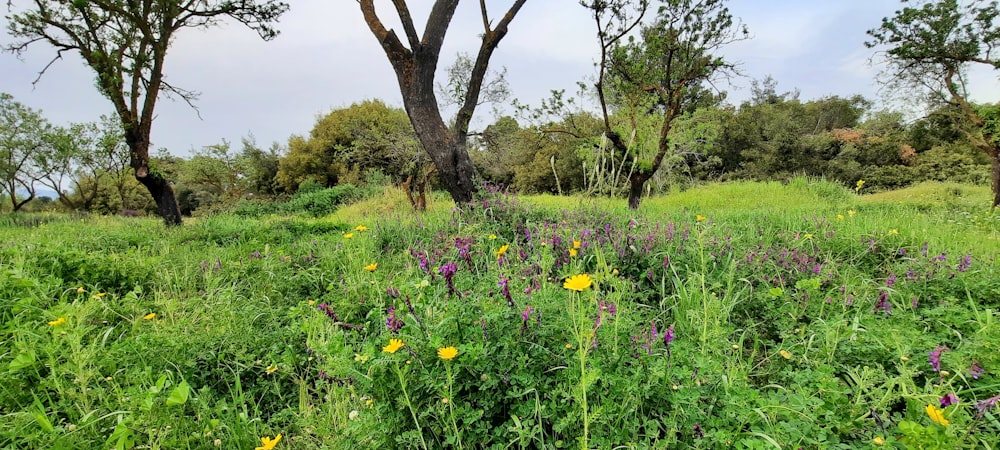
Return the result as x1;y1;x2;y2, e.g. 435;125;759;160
265;365;278;374
573;240;581;249
803;233;813;240
837;214;844;221
888;229;898;236
76;286;85;294
383;339;404;354
565;343;573;349
438;346;458;360
855;179;865;192
143;313;156;320
569;248;578;257
255;433;281;450
488;234;497;240
695;214;706;222
779;350;792;360
926;404;950;426
364;263;378;272
847;210;856;217
563;273;593;292
873;436;885;445
308;299;315;306
495;244;509;259
343;232;354;239
48;317;67;327
93;292;106;299
355;225;368;231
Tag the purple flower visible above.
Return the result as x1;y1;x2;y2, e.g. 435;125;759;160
663;325;675;347
940;392;959;408
693;423;703;439
929;346;949;372
498;276;514;308
957;254;972;272
969;360;984;379
480;318;488;343
386;286;400;298
975;393;1000;418
385;306;404;332
520;305;534;334
885;273;896;288
317;303;339;322
874;291;892;316
439;262;458;296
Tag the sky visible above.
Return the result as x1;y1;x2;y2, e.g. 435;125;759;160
2;0;999;157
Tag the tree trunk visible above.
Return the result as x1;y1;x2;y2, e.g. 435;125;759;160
127;137;182;226
405;102;477;205
627;171;651;210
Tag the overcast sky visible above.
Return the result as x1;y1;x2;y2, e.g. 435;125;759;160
3;0;999;156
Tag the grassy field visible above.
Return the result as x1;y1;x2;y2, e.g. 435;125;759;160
1;179;999;449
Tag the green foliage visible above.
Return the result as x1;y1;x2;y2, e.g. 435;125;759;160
276;100;420;192
2;181;999;449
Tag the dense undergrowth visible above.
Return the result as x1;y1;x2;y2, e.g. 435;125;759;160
1;179;999;449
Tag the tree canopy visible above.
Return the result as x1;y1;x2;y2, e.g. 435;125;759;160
5;0;289;224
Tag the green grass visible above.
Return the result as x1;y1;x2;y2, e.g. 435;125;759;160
2;179;999;449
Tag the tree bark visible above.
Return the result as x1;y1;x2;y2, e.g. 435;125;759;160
627;171;649;210
126;134;182;225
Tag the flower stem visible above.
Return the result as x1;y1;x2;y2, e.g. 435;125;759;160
394;362;428;450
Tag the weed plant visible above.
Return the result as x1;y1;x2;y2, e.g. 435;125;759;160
1;178;998;449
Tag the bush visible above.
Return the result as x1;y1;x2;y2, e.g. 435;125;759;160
284;185;364;217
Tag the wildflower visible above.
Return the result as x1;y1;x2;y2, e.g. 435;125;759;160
349;410;360;421
695;214;706;222
48;317;66;327
265;365;278;374
317;303;340;321
438;346;458;360
975;393;1000;418
441;397;449;404
957;254;972;272
663;325;675;347
385;306;404;332
76;286;85;294
780;350;792;360
929;346;948;372
143;313;156;320
873;436;885;445
847;210;856;217
93;292;107;299
520;305;534;334
888;229;898;236
803;233;813;240
940;393;959;408
355;225;368;231
573;240;581;249
343;232;354;239
874;291;891;315
383;339;404;354
255;433;281;450
693;423;703;439
568;247;578;257
364;263;378;272
885;273;896;288
495;244;509;259
925;404;950;426
214;438;222;446
969;360;984;379
563;273;593;292
837;214;844;221
855;179;865;192
498;276;514;307
488;233;497;240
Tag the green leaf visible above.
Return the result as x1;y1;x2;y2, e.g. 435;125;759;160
165;380;191;406
9;349;36;371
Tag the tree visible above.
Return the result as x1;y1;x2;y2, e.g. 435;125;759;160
867;0;1000;207
585;0;746;209
276;99;421;192
358;0;527;205
0;92;51;211
6;0;290;225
